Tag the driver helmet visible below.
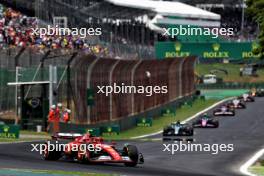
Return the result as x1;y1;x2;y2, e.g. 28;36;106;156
51;105;56;110
82;133;91;141
176;120;181;125
57;103;62;108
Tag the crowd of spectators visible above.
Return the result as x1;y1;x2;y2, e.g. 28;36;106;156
211;7;258;41
0;4;108;55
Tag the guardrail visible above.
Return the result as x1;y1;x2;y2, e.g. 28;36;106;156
197;82;264;89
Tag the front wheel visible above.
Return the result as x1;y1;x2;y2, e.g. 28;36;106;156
77;147;90;164
124;145;139;167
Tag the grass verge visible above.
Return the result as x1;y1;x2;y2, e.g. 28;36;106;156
103;98;217;140
249;166;264;176
250;160;264;176
0;168;115;176
196;63;264;83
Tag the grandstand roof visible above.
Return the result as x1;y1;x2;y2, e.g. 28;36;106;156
106;0;220;20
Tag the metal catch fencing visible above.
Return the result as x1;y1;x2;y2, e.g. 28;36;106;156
71;55;197;124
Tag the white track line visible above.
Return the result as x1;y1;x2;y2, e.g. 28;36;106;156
240;148;264;176
131;97;234;139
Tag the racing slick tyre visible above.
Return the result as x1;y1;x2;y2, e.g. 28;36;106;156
212;120;219;128
186;127;194;136
124;145;139;167
77;148;90;164
42;141;61;161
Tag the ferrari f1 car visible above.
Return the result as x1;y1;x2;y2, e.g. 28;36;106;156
42;133;144;167
163;121;194;141
238;94;255;102
213;105;235;116
192;114;219;128
227;100;246;109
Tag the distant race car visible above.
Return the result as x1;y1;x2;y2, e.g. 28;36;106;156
227;100;246;109
42;133;144;167
192;115;219;128
213;105;235;116
238;94;255;102
163;122;194;141
251;89;264;97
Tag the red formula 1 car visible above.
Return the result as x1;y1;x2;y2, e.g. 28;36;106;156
42;133;144;167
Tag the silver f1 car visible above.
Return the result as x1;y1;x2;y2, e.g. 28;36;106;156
213;105;235;116
238;94;255;102
163;121;194;141
227;100;246;109
192;115;219;128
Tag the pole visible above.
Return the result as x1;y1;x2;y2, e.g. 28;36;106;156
15;67;19;124
67;52;78;109
241;0;245;33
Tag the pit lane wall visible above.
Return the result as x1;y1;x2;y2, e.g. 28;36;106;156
71;55;197;125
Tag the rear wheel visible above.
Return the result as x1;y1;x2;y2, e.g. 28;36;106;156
124;145;138;167
213;120;219;128
42;141;61;161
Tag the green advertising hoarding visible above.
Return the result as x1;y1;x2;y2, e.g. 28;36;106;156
100;125;120;136
155;41;260;60
136;117;153;127
0;125;20;139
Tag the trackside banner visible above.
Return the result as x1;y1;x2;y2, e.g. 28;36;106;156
155;41;260;60
0;125;20;139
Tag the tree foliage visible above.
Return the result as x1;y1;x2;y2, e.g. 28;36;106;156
246;0;264;59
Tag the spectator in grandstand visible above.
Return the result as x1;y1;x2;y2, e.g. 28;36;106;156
0;5;108;55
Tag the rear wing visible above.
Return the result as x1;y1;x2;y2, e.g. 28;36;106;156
52;133;83;140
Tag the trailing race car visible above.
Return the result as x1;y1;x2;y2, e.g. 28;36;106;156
213;105;235;116
238;93;255;102
163;121;194;141
192;114;219;128
42;133;144;167
251;89;264;97
227;99;246;109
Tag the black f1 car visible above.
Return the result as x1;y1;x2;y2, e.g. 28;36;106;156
213;105;235;116
42;133;144;167
227;100;246;109
163;121;194;141
251;89;264;97
192;115;219;128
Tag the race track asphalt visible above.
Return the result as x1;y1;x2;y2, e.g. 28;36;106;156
0;97;264;176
